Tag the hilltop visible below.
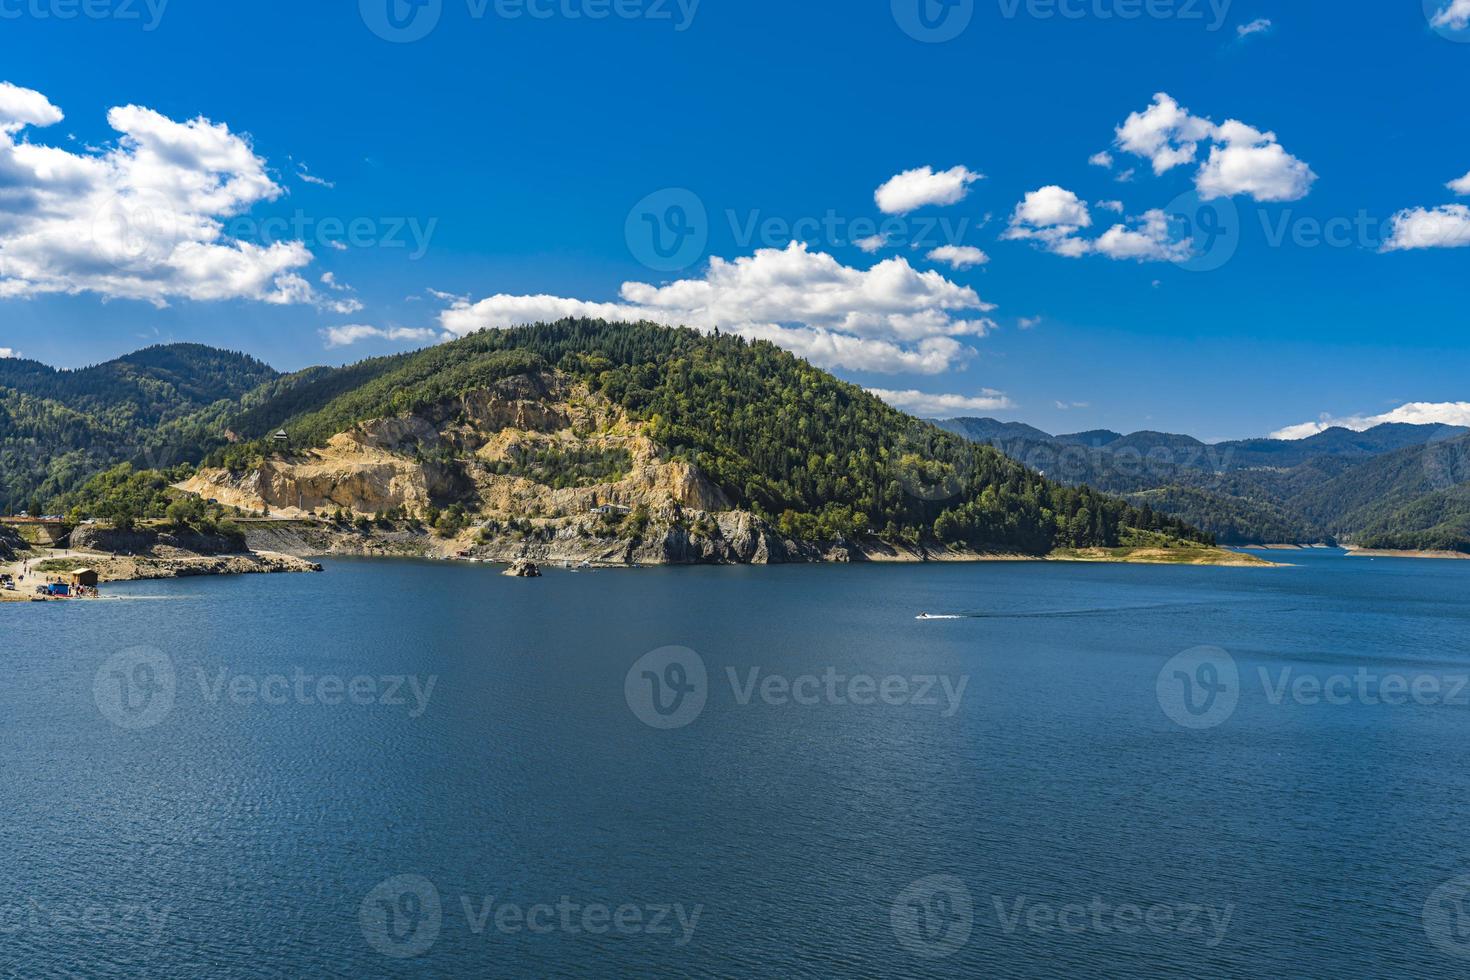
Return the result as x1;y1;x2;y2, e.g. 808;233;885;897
30;321;1240;567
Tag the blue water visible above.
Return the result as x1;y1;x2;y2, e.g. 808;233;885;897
4;549;1470;977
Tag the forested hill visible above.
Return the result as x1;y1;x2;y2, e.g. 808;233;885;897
0;344;278;513
204;319;1210;554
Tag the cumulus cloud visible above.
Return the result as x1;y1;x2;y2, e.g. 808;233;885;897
1017;316;1041;330
1004;187;1189;262
1431;0;1470;30
874;165;983;215
437;242;997;375
855;234;888;253
1236;18;1272;38
866;387;1015;417
926;245;989;269
1092;210;1193;262
1381;205;1470;251
0;81;341;310
1113;92;1316;202
1271;402;1470;439
0;347;19;358
1097;199;1124;213
1447;171;1470;196
1116;93;1217;175
1196;119;1317;202
1089;151;1114;168
321;324;442;348
1002;186;1094;256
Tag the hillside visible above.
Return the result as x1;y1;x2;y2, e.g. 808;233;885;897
160;320;1213;561
0;344;279;513
938;415;1470;550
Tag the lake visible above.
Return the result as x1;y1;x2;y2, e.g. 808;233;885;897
4;550;1470;977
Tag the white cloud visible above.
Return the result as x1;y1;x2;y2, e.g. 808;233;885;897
321;324;442;348
1431;0;1470;30
1115;167;1136;183
1116;93;1216;175
1054;400;1090;410
1381;205;1470;251
874;165;983;215
1004;188;1188;262
1196;120;1317;202
1447;171;1470;196
1093;209;1193;262
438;242;997;375
855;234;888;253
0;347;18;358
1097;199;1124;213
0;82;62;133
867;387;1015;417
926;244;989;269
296;162;334;188
0;82;332;309
1271;402;1470;439
1114;92;1316;202
1017;316;1041;330
1089;151;1114;168
1236;18;1272;37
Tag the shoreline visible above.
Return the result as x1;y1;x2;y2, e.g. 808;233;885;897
1343;546;1470;561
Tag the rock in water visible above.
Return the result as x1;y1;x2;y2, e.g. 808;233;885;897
503;558;542;578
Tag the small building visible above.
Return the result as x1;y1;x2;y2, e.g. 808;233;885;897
70;568;100;588
272;430;290;446
590;504;632;517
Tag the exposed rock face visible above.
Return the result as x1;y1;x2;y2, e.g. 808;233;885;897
179;373;729;522
503;558;542;578
72;526;247;557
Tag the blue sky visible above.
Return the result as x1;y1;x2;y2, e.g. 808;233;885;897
0;0;1467;440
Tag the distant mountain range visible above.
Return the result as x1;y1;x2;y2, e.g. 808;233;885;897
937;417;1470;551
